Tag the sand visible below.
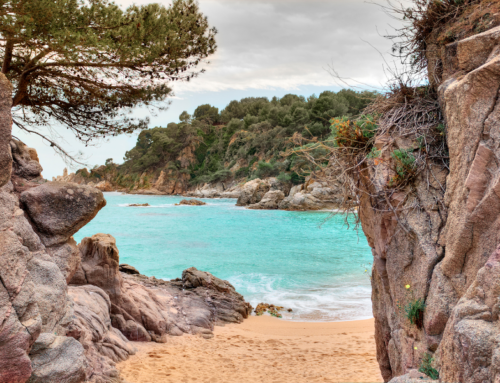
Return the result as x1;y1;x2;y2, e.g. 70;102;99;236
118;315;383;383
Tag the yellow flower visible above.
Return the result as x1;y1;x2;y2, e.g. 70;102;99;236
405;284;411;290
414;346;418;350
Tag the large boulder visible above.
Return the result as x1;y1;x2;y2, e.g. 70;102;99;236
20;182;106;246
28;333;86;383
248;190;285;209
0;73;12;188
236;178;270;206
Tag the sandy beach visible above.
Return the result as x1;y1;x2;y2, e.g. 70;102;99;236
118;316;383;383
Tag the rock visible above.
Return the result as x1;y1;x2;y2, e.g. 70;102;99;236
119;264;140;275
388;371;438;382
71;235;252;342
175;199;206;206
236;179;270;206
46;237;81;283
28;333;86;383
68;285;135;383
0;73;12;188
248;190;285;209
95;180;113;192
436;245;500;383
11;140;44;182
20;182;106;246
70;234;122;303
128;203;150;207
0;229;42;383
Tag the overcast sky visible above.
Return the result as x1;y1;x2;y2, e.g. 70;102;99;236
16;0;405;179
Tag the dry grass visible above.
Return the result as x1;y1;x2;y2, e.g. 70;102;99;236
384;0;500;73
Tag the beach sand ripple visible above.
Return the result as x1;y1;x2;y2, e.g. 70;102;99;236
118;316;383;383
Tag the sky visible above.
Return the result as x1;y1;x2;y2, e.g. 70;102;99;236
15;0;406;179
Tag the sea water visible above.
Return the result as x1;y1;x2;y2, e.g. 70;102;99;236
74;192;373;322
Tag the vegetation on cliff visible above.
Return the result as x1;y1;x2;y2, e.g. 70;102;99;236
78;89;377;189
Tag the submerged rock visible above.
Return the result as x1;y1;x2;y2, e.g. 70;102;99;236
127;203;150;207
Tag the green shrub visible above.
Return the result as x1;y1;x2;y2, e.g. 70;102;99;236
235;166;250;178
405;299;425;329
391;148;417;183
419;353;439;380
277;172;291;183
290;172;305;185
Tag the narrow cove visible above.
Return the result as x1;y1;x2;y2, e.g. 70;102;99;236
75;192;373;322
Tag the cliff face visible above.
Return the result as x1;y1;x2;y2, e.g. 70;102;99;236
361;26;500;382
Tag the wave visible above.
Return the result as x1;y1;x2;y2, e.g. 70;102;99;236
227;273;372;322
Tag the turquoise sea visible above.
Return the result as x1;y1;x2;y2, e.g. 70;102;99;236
75;192;373;322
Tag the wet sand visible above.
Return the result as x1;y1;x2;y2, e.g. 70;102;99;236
118;315;383;383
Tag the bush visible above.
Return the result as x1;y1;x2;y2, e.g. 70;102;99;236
405;299;425;329
330;115;378;149
419;353;439;380
277;172;291;183
391;149;418;184
255;161;280;178
290;171;305;185
235;166;250;178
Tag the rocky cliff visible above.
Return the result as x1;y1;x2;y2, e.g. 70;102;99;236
354;25;500;383
0;72;251;383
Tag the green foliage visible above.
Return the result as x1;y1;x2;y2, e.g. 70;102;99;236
277;172;292;183
367;147;381;159
88;90;377;187
391;149;417;181
419;353;439;380
254;161;279;179
405;299;426;329
2;0;217;144
330;114;378;149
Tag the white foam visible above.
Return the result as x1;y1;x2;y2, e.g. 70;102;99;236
227;273;373;322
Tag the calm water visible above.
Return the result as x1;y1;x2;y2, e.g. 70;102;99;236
75;192;373;322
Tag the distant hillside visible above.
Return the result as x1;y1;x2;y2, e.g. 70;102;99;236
75;89;377;191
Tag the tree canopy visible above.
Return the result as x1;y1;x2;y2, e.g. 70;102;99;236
0;0;216;158
99;89;377;187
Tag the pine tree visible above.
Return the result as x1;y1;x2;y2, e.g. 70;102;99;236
0;0;216;159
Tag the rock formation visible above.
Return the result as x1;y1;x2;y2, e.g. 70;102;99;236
353;25;500;383
0;73;252;383
175;199;207;206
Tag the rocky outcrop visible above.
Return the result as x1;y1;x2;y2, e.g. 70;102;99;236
0;153;97;382
248;190;285;209
70;234;252;342
68;285;135;383
175;199;206;206
28;333;86;383
355;25;500;383
95;181;114;192
20;182;106;247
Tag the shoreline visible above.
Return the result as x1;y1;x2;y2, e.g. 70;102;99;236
118;315;383;383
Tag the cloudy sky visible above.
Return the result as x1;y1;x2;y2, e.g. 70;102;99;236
16;0;405;179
